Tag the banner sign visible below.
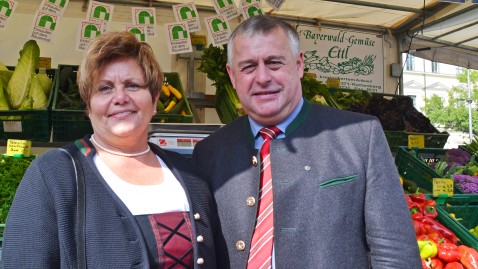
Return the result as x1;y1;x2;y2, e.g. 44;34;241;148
125;25;147;42
265;0;285;10
211;0;240;20
0;0;18;31
76;20;104;51
131;7;156;37
86;1;114;31
239;2;263;19
297;25;384;92
165;22;193;54
40;0;69;16
173;2;201;33
204;14;231;46
30;10;61;44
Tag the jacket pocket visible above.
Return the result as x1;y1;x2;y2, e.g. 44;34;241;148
319;175;358;189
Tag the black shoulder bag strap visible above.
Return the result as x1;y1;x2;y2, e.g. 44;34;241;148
60;146;86;269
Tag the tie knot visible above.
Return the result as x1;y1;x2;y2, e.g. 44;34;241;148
259;126;281;141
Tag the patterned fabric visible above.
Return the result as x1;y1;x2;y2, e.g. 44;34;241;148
150;212;194;269
247;126;281;269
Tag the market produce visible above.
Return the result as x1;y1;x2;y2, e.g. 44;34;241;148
406;192;478;269
0;155;34;223
331;89;438;133
0;40;52;111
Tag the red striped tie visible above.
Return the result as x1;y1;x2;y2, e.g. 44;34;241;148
247;126;281;269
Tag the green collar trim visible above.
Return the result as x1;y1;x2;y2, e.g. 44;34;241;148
285;99;311;136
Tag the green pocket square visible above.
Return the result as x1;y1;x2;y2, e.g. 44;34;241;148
319;175;358;189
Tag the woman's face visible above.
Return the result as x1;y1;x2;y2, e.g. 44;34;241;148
88;57;158;140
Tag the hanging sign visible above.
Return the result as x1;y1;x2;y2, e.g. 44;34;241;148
240;0;262;5
131;7;156;37
40;0;69;16
0;0;18;31
297;25;384;92
86;1;114;31
211;0;240;20
124;25;148;42
30;10;61;44
76;20;104;52
265;0;285;10
172;2;201;33
204;14;231;46
240;2;263;20
165;22;193;54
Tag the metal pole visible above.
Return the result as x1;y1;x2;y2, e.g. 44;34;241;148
468;68;473;142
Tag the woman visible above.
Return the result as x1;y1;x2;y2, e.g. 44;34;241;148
1;31;218;268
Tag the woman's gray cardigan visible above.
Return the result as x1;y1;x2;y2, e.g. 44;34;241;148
1;136;218;269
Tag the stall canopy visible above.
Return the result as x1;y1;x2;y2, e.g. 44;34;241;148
102;0;478;69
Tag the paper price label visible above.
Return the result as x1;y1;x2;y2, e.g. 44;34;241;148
432;178;454;197
6;139;31;157
326;78;340;89
408;135;425;148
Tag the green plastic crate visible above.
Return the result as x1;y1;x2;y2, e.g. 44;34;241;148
395;147;465;194
0;223;4;248
52;66;192;142
428;194;478;250
0;68;56;142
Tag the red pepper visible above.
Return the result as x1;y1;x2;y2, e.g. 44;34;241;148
437;242;461;263
444;262;464;269
409;201;423;214
429;258;444;269
406;193;413;203
458;245;478;269
421;216;458;244
423;205;438;219
412;189;427;203
414;220;428;236
422;258;430;269
427;232;450;244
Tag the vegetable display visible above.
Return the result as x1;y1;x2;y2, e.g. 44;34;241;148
406;192;478;269
0;40;52;111
0;155;34;223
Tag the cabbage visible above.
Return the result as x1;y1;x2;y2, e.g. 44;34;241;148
0;61;7;71
0;78;10;110
29;75;48;109
35;73;52;97
6;40;40;109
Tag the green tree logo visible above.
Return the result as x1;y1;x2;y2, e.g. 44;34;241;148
83;24;100;38
0;0;13;17
218;0;233;8
179;6;196;20
247;6;262;17
129;28;146;42
93;5;110;21
211;18;227;32
48;0;66;8
171;25;188;40
38;15;56;30
138;10;154;24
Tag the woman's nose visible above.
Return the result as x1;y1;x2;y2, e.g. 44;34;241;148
112;87;130;104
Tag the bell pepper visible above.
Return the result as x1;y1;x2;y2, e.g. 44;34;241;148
429;258;444;269
418;240;438;259
423;205;438;219
412;189;427;203
444;262;465;269
414;220;428;236
458;245;478;269
409;201;423;214
422;258;430;269
421;216;458;244
438;242;461;263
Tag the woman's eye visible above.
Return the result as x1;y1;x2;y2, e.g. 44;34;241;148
98;85;112;92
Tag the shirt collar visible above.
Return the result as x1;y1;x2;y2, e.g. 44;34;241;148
249;98;304;139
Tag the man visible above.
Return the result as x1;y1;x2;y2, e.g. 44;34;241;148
192;15;421;269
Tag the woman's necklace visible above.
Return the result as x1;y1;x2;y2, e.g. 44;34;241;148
90;134;150;157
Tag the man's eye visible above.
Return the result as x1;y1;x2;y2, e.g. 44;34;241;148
241;65;256;72
268;61;284;69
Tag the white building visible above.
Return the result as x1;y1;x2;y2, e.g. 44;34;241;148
402;55;470;147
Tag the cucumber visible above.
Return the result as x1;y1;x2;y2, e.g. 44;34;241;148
168;99;185;115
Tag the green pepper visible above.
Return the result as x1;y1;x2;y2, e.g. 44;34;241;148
418;240;438;259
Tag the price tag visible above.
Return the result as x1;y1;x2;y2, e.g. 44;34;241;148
38;57;51;69
432;178;454;197
326;78;340;89
6;139;31;157
408;134;425;148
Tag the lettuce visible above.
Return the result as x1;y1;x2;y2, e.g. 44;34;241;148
29;75;48;109
6;40;40;109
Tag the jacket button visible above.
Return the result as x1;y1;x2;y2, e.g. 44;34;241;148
197;235;204;243
246;197;255;206
194;213;201;220
236;240;245;251
197;258;204;265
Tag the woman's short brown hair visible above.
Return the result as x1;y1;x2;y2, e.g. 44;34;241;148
77;31;163;111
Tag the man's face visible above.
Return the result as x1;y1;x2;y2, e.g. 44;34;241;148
226;28;304;126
